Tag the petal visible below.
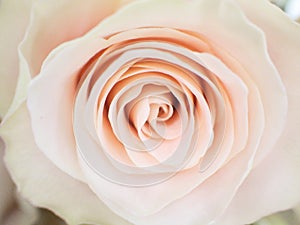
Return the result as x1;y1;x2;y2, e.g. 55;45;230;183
21;0;122;77
3;0;123;122
236;0;300;124
27;36;107;181
0;0;35;118
0;103;132;225
0;138;38;225
211;1;300;224
212;134;300;225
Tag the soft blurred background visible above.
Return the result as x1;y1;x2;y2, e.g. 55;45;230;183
271;0;300;20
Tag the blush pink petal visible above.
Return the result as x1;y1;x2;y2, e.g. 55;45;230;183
5;0;126;180
0;104;132;225
210;1;300;224
212;137;300;225
27;36;109;181
0;0;35;118
236;0;300;164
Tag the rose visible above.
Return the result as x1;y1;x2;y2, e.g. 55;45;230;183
0;0;300;225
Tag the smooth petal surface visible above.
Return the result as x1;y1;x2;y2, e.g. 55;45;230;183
0;0;35;118
0;104;132;225
210;1;300;224
212;138;300;225
210;5;300;225
4;0;124;137
27;36;107;181
21;0;122;77
23;0;127;181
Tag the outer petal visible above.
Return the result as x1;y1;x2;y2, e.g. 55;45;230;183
9;0;124;181
0;104;132;225
0;138;37;225
0;0;35;118
212;1;300;224
212;137;300;225
20;0;122;77
4;0;123;124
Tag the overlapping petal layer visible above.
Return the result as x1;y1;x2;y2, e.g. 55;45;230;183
27;0;287;221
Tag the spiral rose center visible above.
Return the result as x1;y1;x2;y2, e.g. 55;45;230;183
71;28;252;186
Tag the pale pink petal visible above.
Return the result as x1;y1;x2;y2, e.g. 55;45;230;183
5;0;127;180
212;136;300;225
211;1;300;224
80;129;262;225
27;36;108;181
0;103;132;225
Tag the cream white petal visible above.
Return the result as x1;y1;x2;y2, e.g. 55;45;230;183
0;104;132;225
